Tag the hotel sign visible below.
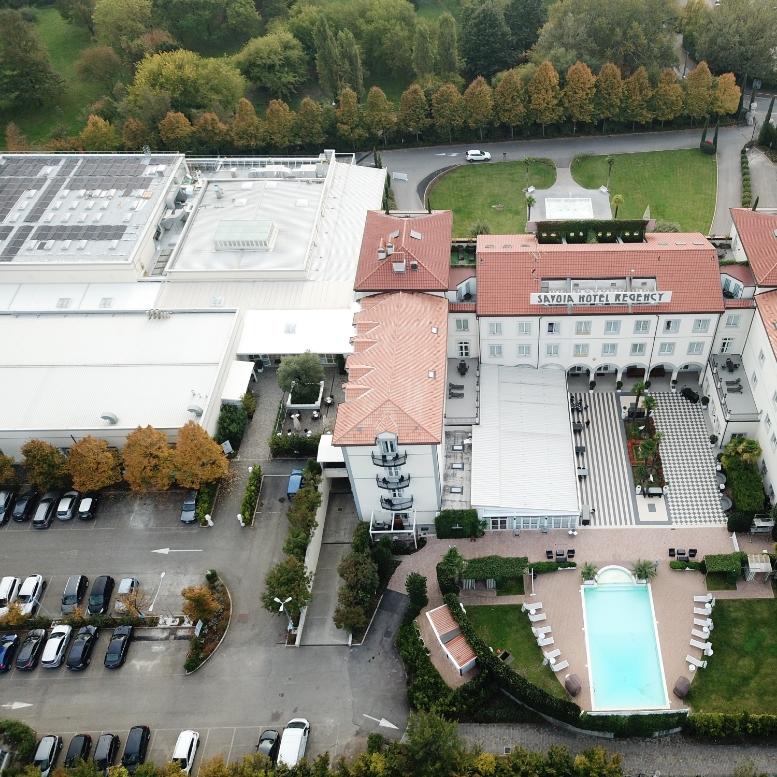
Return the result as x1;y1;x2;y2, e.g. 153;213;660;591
530;291;672;306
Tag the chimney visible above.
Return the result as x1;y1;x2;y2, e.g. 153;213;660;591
386;241;395;256
377;238;387;260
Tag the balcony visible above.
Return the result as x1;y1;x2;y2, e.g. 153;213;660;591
371;450;407;467
376;474;411;490
380;495;414;511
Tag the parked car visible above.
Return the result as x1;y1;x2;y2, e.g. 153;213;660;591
277;719;310;768
93;734;120;774
114;577;140;614
171;730;199;774
64;735;92;768
0;576;21;617
465;149;491;162
104;625;133;669
15;628;46;671
65;625;98;670
17;574;44;616
32;492;58;529
287;469;303;500
41;625;73;668
11;491;37;522
256;730;280;763
56;491;80;521
32;736;62;777
77;495;98;521
0;489;15;525
180;491;197;524
0;634;19;672
121;726;150;773
87;575;114;615
61;575;89;615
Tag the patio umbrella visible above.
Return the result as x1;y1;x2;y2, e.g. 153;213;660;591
673;676;691;699
564;674;582;697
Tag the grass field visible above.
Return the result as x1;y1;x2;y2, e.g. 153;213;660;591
0;8;105;146
428;159;557;237
571;150;717;234
466;604;566;699
688;599;777;713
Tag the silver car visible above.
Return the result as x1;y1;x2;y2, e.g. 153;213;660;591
41;625;73;668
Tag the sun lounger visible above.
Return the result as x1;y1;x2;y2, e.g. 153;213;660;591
532;626;552;637
542;648;561;663
691;628;710;639
693;617;713;630
686;654;708;669
693;594;713;604
537;636;555;647
690;639;713;655
521;601;543;614
528;612;547;623
694;605;712;616
552;660;569;672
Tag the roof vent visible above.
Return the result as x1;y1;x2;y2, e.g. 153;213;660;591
410;260;419;271
56;297;71;309
428;370;436;379
773;229;777;238
377;241;387;260
99;297;113;309
100;412;118;425
284;322;296;334
389;229;400;239
187;404;204;417
211;296;224;307
410;230;422;240
431;326;438;334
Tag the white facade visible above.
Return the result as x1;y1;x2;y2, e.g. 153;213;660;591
448;311;480;360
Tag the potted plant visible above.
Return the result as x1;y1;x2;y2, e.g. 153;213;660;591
701;396;710;406
632;559;658;583
616;380;623;391
589;380;596;392
581;562;598;581
643;394;657;417
671;379;678;393
644;380;651;389
709;434;718;446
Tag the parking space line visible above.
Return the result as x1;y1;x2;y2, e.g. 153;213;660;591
194;729;209;777
225;729;236;764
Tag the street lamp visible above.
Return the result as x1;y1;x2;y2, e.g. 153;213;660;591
274;596;294;631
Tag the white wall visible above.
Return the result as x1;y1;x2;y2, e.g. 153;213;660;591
448;312;479;359
711;308;755;356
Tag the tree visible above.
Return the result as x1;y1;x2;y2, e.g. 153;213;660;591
364;87;396;146
75;46;123;89
230;98;265;151
313;16;340;100
405;572;428;613
181;584;220;623
685;61;713;124
435;12;459;78
122;426;175;492
173;422;228;489
337;30;364;99
261;557;312;623
158;111;194;149
4;123;29;152
621;66;653;128
56;0;97;31
0;454;16;487
712;73;741;117
494;68;527;137
504;0;545;55
235;31;308;99
337;552;379;604
93;0;152;55
336;87;366;148
563;61;596;132
21;440;69;492
581;562;598;581
723;437;762;466
296;97;326;148
460;1;514;79
573;747;623;777
215;403;248;448
79;115;120;151
155;0;260;50
265;99;296;150
526;194;536;221
405;712;464;777
652;69;683;127
193;112;228;153
595;62;622;132
277;352;325;402
632;380;647;409
0;10;63;111
122;117;153;150
68;437;121;492
413;23;436;79
432;83;464;142
528;60;563;135
463;76;493;141
632;559;657;582
333;585;369;632
399;84;430;141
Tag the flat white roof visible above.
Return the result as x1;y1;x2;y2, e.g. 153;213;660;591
0;282;159;311
221;360;254;403
317;433;344;464
471;366;579;516
0;310;237;432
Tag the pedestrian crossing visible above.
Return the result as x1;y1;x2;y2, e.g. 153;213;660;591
570;392;637;527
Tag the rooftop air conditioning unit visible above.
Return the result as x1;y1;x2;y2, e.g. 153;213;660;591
187;404;204;417
100;412;119;425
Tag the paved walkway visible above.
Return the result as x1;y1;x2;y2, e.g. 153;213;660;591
534;167;612;220
748;147;777;208
459;723;777;776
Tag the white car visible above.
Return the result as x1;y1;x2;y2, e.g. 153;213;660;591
0;576;21;617
465;149;491;162
114;577;140;613
171;730;199;774
41;625;73;668
277;719;309;768
17;574;44;616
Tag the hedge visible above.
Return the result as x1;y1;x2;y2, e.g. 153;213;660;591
726;457;766;513
215;403;248;450
240;466;262;526
531;560;577;574
580;711;687;737
740;146;752;208
435;509;483;538
704;552;746;583
195;480;219;525
670;560;705;571
685;712;777;741
269;433;321;458
463;556;528;581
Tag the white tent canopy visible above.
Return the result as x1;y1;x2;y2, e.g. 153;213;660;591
221;360;255;404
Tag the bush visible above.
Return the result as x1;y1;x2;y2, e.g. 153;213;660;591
195;480;219;525
406;572;428;618
240;466;262;525
205;569;219;584
216;403;248;450
435;509;483;538
269;433;320;458
371;537;395;586
670;560;705;571
284;480;320;560
685;712;777;741
366;733;384;754
352;521;371;553
0;719;37;760
727;458;766;513
463;556;528;581
241;391;257;419
727;510;754;533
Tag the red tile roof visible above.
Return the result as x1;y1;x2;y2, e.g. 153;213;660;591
755;290;777;358
724;298;756;309
354;211;453;292
720;263;756;286
731;209;777;286
333;292;448;446
476;233;724;316
449;265;476;290
449;302;476;312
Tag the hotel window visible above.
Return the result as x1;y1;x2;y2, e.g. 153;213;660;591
693;318;710;333
602;343;617;356
687;342;704;355
489;344;503;358
574;343;589;357
458;341;470;358
633;320;650;334
759;349;765;365
631;343;646;356
663;319;680;334
719;337;734;354
725;314;741;328
517;321;531;335
377;433;397;455
455;319;469;332
517;344;531;357
488;322;502;336
604;320;621;334
547;321;560;334
490;517;509;531
752;371;758;387
659;342;675;355
546;343;559;357
575;321;592;335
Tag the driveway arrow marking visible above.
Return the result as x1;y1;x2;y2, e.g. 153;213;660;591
151;548;203;555
362;714;399;730
2;702;33;710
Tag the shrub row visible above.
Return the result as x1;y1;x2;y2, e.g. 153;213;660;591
0;612;159;631
269;432;321;458
195;480;219;525
531;560;577;574
434;509;484;538
239;466;262;526
283;468;322;561
685;712;777;741
580;711;687;737
216;403;248;451
741;146;752;207
463;555;528;581
670;560;705;571
726;456;767;513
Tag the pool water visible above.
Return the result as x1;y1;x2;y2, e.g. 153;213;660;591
582;583;669;711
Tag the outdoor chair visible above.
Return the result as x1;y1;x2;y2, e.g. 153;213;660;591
691;628;710;639
567;549;575;559
542;648;561;663
693;594;713;604
448;391;464;399
686;655;708;669
448;383;464;390
555;550;566;559
532;625;552;637
694;605;712;616
528;612;547;623
669;548;676;557
552;660;570;672
728;386;743;393
693;617;714;630
521;601;543;614
688;548;698;558
546;550;554;560
537;636;554;647
690;639;713;656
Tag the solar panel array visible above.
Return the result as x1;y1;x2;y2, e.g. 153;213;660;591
26;158;80;223
0;225;33;261
32;225;126;242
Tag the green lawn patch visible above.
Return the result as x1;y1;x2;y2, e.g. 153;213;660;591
497;578;525;596
465;604;565;699
428;159;556;238
570;150;717;234
688;599;777;714
705;572;737;591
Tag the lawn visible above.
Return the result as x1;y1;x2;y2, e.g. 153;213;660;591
466;604;566;699
570;149;717;234
688;599;777;713
428;159;557;238
0;8;105;146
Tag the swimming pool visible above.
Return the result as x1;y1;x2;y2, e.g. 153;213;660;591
582;574;669;711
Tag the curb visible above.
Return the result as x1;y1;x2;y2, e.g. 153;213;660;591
184;577;233;676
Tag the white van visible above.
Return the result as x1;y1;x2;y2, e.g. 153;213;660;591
0;577;20;617
277;719;310;767
171;730;199;774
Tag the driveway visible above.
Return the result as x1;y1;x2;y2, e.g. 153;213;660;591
748;147;777;208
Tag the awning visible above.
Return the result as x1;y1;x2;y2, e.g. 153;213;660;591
221;360;254;404
317;433;344;464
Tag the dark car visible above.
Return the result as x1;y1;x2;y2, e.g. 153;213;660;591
15;629;46;671
180;491;197;524
64;735;92;767
87;575;114;615
33;736;62;777
65;625;98;670
93;734;120;774
0;489;16;525
256;730;280;763
0;633;19;671
121;726;150;773
62;575;89;615
56;491;80;521
11;491;37;522
77;495;98;521
32;492;58;529
104;625;133;669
